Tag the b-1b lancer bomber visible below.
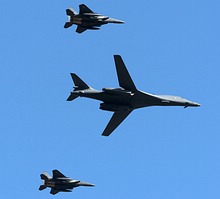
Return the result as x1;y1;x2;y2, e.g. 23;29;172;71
64;4;124;33
39;169;94;195
67;55;200;136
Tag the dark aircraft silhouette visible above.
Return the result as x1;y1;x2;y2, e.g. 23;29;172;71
64;4;124;33
39;170;94;195
67;55;200;136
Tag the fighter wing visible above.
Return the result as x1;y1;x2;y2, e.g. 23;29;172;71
76;26;87;34
52;170;67;179
79;4;94;14
50;188;60;195
114;55;137;92
102;111;132;136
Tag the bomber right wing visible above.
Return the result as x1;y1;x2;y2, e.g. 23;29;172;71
102;111;132;136
114;55;137;92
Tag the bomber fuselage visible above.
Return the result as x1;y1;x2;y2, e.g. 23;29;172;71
70;87;200;112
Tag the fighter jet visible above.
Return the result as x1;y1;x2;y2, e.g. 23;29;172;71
67;55;200;136
39;169;94;195
64;4;124;33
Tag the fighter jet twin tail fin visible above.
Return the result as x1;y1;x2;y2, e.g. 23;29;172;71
64;8;78;29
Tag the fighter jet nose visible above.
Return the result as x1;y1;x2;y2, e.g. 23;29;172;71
77;181;95;187
116;20;125;24
85;183;95;187
89;184;95;187
118;20;125;24
193;102;201;107
107;18;125;24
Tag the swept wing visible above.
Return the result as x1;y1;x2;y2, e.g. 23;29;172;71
76;26;87;33
50;188;60;195
114;55;137;91
52;170;67;179
102;111;132;136
79;4;94;14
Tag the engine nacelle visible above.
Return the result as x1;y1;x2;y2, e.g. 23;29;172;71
100;103;131;112
102;88;133;96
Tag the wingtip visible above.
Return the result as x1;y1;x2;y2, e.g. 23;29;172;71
113;55;122;62
79;3;86;7
101;133;110;137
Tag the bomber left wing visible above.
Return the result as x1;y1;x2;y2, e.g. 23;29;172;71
102;111;132;136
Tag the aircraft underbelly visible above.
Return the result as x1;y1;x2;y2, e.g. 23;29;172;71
81;20;102;27
83;92;131;105
72;18;82;25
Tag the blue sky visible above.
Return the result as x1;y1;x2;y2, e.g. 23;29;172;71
0;0;220;198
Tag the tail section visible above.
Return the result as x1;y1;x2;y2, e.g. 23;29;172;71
64;8;77;29
67;73;92;101
39;172;51;191
70;73;91;91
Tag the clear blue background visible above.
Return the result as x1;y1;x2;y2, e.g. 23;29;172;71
0;0;219;198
